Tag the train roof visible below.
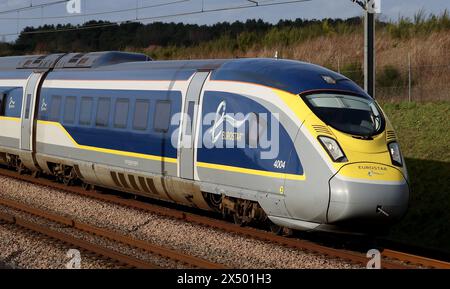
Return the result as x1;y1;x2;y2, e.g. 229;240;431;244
111;58;366;95
0;51;366;95
0;51;150;70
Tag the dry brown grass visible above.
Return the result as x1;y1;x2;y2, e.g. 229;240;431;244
140;30;450;101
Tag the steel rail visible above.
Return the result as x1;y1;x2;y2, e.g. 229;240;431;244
381;249;450;269
2;167;448;269
0;195;226;269
0;210;158;269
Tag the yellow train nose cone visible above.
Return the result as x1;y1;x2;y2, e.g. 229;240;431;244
337;163;406;182
327;162;409;226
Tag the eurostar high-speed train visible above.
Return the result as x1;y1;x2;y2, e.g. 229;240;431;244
0;51;409;234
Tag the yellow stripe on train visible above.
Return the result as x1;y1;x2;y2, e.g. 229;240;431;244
37;120;178;164
197;161;306;181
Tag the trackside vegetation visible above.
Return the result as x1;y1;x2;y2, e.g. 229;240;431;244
381;101;450;251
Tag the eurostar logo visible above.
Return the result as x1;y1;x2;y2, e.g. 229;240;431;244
358;165;387;177
8;98;15;109
211;100;249;143
368;170;384;177
41;98;47;112
358;165;387;171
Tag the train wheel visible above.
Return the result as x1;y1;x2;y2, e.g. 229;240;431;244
269;223;283;235
31;170;40;178
81;182;92;191
269;222;293;236
17;162;26;175
232;213;246;227
61;166;77;186
62;177;71;186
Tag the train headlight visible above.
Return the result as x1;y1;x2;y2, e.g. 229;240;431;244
388;142;403;167
318;136;348;162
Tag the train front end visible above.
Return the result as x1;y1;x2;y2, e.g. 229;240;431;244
301;91;409;233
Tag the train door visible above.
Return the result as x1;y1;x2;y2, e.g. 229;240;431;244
179;71;210;179
20;72;45;151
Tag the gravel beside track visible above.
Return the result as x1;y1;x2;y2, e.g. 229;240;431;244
0;223;120;269
0;175;361;269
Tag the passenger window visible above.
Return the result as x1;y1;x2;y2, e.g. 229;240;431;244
133;99;150;131
114;98;129;129
63;96;77;124
49;95;62;121
154;100;171;132
0;94;4;116
79;97;93;125
3;90;22;118
96;97;111;127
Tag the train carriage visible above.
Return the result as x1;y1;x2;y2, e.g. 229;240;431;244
0;51;409;234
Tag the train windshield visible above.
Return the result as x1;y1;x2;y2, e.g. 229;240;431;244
304;93;385;137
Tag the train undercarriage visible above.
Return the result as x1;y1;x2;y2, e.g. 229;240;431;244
0;151;290;235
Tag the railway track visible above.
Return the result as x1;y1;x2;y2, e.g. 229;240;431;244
1;166;449;269
0;209;158;269
381;249;450;269
0;193;226;269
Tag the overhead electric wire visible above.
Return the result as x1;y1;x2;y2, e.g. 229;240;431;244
1;0;312;36
0;0;69;15
0;0;312;36
0;0;190;20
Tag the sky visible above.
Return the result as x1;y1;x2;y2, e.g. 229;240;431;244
0;0;449;42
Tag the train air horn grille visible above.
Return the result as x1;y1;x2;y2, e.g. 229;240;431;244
386;130;396;141
312;125;333;136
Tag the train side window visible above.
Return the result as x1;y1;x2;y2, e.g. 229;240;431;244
2;89;22;118
0;94;4;116
79;97;93;125
96;97;111;127
154;100;171;133
114;98;129;129
133;99;150;131
49;95;62;121
63;96;77;124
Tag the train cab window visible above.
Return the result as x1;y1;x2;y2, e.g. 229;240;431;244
79;97;93;125
133;99;150;131
96;97;111;127
154;100;171;133
304;93;385;137
63;96;77;124
49;95;62;121
114;98;129;129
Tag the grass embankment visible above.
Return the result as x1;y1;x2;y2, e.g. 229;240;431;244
381;101;450;251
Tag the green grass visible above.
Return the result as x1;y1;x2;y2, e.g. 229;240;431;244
381;101;450;251
382;101;450;162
